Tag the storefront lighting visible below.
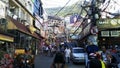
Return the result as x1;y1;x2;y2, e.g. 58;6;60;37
88;19;91;23
102;38;105;41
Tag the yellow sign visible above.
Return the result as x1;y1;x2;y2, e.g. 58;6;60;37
0;34;14;42
97;18;120;29
15;49;25;54
29;25;36;34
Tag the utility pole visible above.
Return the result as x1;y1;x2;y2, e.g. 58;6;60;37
89;0;100;26
87;0;101;46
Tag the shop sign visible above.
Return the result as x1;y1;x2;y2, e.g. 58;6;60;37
101;30;120;37
0;34;14;42
110;31;119;37
101;31;110;37
97;19;120;29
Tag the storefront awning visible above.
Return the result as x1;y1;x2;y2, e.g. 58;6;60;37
8;16;30;35
33;32;45;40
8;16;43;39
32;32;39;39
0;34;14;42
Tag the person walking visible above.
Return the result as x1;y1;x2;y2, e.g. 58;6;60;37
64;47;71;63
50;52;65;68
101;46;112;68
87;52;106;68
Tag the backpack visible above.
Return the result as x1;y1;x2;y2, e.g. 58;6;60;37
88;58;102;68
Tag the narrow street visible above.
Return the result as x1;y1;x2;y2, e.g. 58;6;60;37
67;63;85;68
34;54;85;68
34;55;54;68
1;0;120;68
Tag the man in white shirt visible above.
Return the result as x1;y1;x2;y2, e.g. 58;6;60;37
65;47;71;63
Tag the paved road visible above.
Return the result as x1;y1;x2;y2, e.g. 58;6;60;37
34;54;85;68
66;62;85;68
34;55;54;68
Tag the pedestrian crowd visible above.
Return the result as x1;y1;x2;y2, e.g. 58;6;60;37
38;42;72;68
39;41;120;68
86;44;120;68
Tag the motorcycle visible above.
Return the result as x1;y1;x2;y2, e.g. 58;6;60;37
14;54;34;68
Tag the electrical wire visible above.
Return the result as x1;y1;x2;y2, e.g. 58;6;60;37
72;0;110;36
101;0;120;17
64;1;81;15
112;0;120;6
71;0;90;36
54;0;71;16
100;0;111;12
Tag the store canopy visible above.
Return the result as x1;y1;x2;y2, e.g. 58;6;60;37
8;16;30;35
8;16;43;39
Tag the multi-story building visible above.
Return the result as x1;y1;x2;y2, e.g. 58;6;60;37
0;0;44;57
46;16;64;45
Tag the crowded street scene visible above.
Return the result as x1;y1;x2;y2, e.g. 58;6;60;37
1;0;120;68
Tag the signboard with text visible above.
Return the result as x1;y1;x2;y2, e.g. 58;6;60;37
97;18;120;29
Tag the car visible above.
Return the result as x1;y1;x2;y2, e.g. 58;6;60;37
70;47;86;63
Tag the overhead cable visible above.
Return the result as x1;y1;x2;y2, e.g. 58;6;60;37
71;0;90;36
55;0;71;16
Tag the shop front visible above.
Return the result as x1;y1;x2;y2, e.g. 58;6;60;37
0;32;15;68
97;18;120;48
7;16;42;56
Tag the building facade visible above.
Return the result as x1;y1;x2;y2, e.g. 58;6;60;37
0;0;44;59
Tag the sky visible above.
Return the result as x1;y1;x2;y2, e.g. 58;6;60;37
41;0;79;8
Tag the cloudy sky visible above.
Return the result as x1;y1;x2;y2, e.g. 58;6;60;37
41;0;79;8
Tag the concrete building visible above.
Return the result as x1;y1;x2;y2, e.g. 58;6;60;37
0;0;44;58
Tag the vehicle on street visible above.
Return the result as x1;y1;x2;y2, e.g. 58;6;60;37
70;47;86;63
